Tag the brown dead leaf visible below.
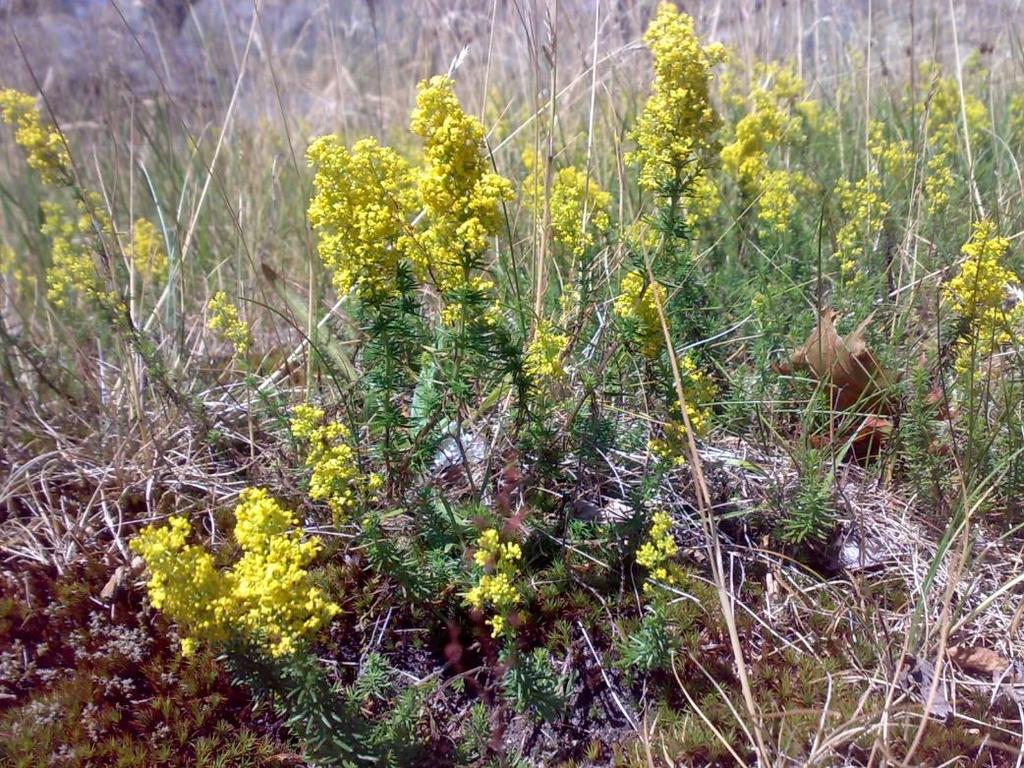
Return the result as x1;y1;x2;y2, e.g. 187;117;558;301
783;308;893;412
851;415;894;460
948;645;1010;676
99;565;127;602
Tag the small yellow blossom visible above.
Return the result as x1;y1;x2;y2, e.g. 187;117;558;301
438;275;502;327
757;169;807;234
42;201;100;309
795;99;837;135
835;173;889;281
525;322;569;382
130;218;168;284
0;89;70;183
628;3;725;193
649;354;716;461
686;172;721;233
290;404;376;521
132;490;339;658
465;527;522;638
0;243;27;290
230;488;341;657
207;290;251;356
523;158;612;256
407;75;513;299
944;220;1022;371
307;136;415;302
867;120;913;176
721;61;809;232
636;510;678;592
614;271;666;358
922;64;989;152
131;515;233;654
925;152;955;215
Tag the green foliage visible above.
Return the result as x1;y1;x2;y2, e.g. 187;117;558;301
779;447;836;545
225;644;374;767
617;607;676;674
455;701;492;763
501;648;571;723
9;5;1024;766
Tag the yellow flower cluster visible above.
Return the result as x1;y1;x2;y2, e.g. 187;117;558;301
307;136;415;302
465;527;522;638
131;489;340;658
686;173;721;234
636;510;678;592
757;169;808;234
207;291;251;356
944;220;1022;369
0;89;70;184
523;157;612;256
524;321;569;382
1010;93;1024;145
835;173;889;280
228;488;341;657
42;201;101;309
290;404;380;521
721;62;810;233
923;65;988;151
920;66;989;215
130;515;232;656
925;153;954;215
0;243;26;291
130;218;167;284
628;2;725;194
649;354;716;462
614;271;666;358
867;120;913;177
409;75;513;297
795;98;837;135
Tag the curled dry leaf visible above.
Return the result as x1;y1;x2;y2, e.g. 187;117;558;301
947;644;1024;704
778;308;895;458
779;308;893;412
947;644;1010;676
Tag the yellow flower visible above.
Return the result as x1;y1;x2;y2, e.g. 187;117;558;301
922;64;988;152
687;172;721;234
42;201;100;309
523;159;612;256
0;243;28;292
230;488;341;658
207;291;251;356
524;321;570;382
757;169;808;234
131;490;340;658
648;353;716;461
636;510;678;592
614;271;666;358
466;527;522;638
307;136;415;302
131;515;233;655
925;151;954;215
835;173;889;281
486;615;505;638
0;89;70;183
944;220;1022;370
628;3;724;193
867;120;913;176
290;404;374;522
407;75;513;300
130;218;168;284
721;61;809;232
